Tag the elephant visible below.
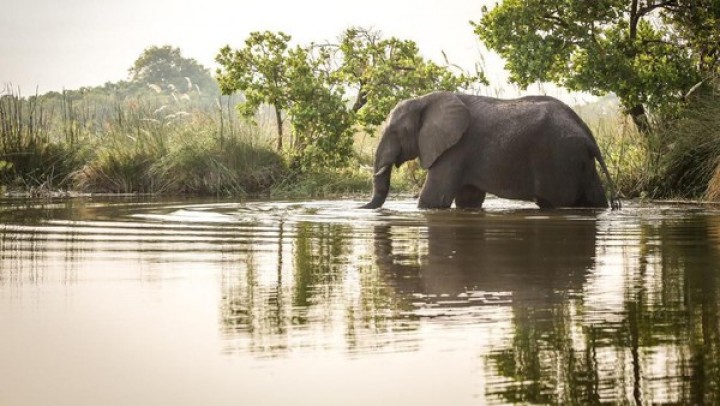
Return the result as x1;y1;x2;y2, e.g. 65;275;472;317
361;91;620;210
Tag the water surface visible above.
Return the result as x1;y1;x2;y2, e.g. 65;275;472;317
1;196;719;405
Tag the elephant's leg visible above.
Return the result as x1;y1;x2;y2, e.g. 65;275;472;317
455;185;486;209
575;172;609;208
535;196;555;209
417;169;461;209
533;175;559;209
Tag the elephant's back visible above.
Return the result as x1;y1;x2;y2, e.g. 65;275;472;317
460;95;598;201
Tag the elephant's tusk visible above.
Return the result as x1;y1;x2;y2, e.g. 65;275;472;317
374;165;390;177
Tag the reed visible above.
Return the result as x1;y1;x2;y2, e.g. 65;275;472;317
0;86;85;189
1;85;286;195
586;81;720;200
586;112;652;198
72;98;285;195
657;87;720;200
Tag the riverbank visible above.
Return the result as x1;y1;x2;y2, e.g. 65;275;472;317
3;85;719;202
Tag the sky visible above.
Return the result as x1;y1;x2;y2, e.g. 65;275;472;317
0;0;587;101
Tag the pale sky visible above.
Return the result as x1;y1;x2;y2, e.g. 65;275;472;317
1;0;587;101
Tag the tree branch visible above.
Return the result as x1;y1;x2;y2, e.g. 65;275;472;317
542;13;569;29
636;0;678;18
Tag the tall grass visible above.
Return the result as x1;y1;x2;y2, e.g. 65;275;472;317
585;113;651;198
270;167;371;198
586;82;720;201
0;87;87;189
1;85;287;196
655;87;720;200
72;97;287;195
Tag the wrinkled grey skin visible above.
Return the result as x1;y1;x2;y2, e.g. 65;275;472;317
361;91;620;210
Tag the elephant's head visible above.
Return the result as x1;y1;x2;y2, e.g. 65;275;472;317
361;92;470;209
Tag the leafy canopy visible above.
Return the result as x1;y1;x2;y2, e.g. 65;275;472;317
216;31;354;167
473;1;719;123
215;28;481;171
216;32;293;124
332;27;485;131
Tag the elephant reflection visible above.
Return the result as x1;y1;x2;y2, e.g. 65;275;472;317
373;212;600;403
373;212;598;300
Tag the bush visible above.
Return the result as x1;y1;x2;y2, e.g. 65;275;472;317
152;135;286;196
1;141;87;189
663;92;720;199
646;86;720;199
73;143;161;193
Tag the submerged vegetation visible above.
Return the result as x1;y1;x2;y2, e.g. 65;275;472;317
3;4;720;201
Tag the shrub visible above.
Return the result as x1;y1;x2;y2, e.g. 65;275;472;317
650;86;720;199
152;135;286;196
73;142;161;193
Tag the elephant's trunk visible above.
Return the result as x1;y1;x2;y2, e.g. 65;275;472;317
361;164;392;209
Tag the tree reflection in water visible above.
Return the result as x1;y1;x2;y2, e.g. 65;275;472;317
199;206;720;404
220;220;419;356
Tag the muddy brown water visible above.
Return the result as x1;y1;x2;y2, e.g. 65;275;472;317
1;196;719;405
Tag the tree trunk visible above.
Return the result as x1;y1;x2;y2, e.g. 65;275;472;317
351;85;367;113
274;105;283;151
628;104;650;135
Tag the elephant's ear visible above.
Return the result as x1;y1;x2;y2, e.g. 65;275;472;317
418;93;470;169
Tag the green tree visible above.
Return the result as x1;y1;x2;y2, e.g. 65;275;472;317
216;32;294;151
333;27;485;132
216;28;482;170
129;45;218;96
285;46;354;169
473;1;718;132
217;32;353;167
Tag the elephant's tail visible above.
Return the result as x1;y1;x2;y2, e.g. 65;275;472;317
561;103;621;210
594;148;621;210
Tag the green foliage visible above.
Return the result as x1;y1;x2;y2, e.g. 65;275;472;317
216;31;292;115
271;167;371;198
334;27;486;131
474;1;717;124
664;1;720;75
216;28;481;173
216;32;355;167
216;31;294;151
152;134;286;196
285;47;354;170
650;87;720;198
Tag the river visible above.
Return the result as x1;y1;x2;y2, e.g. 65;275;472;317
1;196;718;405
